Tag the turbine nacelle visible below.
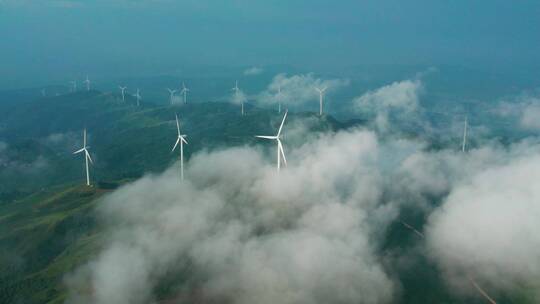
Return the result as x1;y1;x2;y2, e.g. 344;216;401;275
73;129;93;186
255;111;288;171
315;86;328;94
171;114;188;180
232;80;239;92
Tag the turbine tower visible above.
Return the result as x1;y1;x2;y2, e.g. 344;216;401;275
135;89;141;106
314;86;327;116
119;86;127;102
255;110;288;172
167;88;177;105
462;116;468;152
73;128;93;186
180;82;189;104
171;115;188;180
232;80;244;115
84;75;91;91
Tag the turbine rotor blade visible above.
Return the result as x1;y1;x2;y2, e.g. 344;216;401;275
278;140;287;166
181;136;188;145
255;135;277;140
277;110;288;137
73;148;85;154
86;150;94;165
175;114;181;135
171;138;180;152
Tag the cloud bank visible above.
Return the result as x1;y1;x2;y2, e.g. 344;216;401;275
353;79;423;132
493;94;540;130
63;116;540;303
66;129;398;304
426;143;540;298
256;73;349;109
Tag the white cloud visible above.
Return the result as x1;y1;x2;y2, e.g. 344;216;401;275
243;67;263;76
61;117;540;303
230;88;247;106
256;73;350;108
492;94;540;130
353;79;423;132
425;142;540;298
66;129;397;304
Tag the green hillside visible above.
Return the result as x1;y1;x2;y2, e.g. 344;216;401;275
0;91;346;201
0;90;354;303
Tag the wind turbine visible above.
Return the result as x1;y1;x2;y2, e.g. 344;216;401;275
462;116;468;152
180;82;189;104
276;85;283;113
84;75;91;91
119;86;127;102
70;80;77;92
135;89;141;106
171;114;188;180
167;88;177;104
314;86;327;116
73;128;93;186
255;110;288;172
232;80;244;115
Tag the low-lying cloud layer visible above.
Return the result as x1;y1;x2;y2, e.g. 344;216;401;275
426;143;540;297
493;94;540;130
353;79;423;132
66;129;398;304
65;115;540;303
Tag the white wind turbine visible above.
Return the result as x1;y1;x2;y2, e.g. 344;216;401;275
119;86;127;102
73;128;93;186
232;80;244;115
70;80;77;92
180;82;189;104
314;86;327;116
167;88;177;105
462;116;468;152
135;89;141;106
256;110;288;172
171;115;188;180
84;75;91;91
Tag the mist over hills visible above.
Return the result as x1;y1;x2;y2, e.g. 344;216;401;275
0;89;353;201
0;87;366;304
0;69;539;304
3;0;540;302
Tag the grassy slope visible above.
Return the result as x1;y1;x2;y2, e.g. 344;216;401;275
0;184;106;303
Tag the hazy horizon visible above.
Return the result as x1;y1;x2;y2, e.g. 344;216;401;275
1;0;539;89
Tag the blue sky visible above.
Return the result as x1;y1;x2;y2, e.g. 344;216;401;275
0;0;539;87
